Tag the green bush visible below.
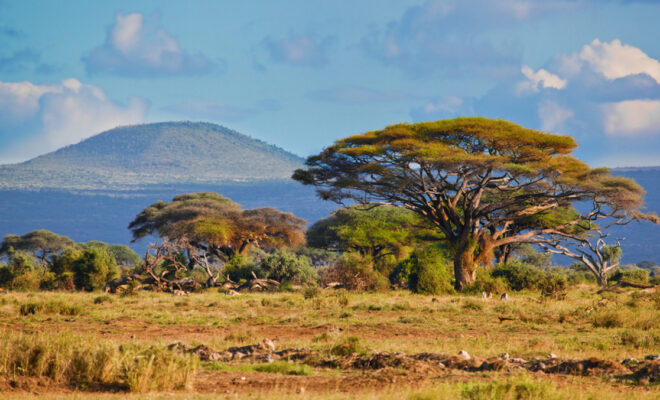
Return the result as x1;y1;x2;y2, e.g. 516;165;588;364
390;245;453;295
260;250;318;284
0;252;44;291
466;268;508;294
223;255;263;282
72;247;120;291
492;260;545;291
610;268;650;284
539;273;568;299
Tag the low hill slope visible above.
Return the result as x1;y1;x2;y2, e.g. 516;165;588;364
0;122;304;189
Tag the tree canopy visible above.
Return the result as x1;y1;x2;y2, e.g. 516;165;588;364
307;204;441;261
0;230;75;269
293;117;656;290
128;192;307;263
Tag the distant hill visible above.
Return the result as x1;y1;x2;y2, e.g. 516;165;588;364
0;122;304;190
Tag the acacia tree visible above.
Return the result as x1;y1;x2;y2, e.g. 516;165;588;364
128;192;307;282
293;117;655;290
0;230;75;271
307;204;441;268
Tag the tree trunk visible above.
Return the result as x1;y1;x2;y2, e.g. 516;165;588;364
596;272;607;286
454;240;477;291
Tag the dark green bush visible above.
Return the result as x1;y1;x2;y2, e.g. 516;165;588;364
260;250;318;284
610;268;650;284
72;247;120;291
390;245;453;295
223;255;264;282
492;260;545;291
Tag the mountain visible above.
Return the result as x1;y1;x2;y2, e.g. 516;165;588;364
0;122;305;190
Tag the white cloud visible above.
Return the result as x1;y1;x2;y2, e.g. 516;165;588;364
84;12;213;77
579;39;660;83
262;34;335;67
0;79;147;163
538;100;573;131
519;65;567;93
602;99;660;136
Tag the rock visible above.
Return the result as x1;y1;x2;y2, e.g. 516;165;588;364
644;355;660;361
622;358;638;365
457;350;471;360
547;353;558;359
510;357;527;363
233;351;246;360
500;352;510;360
260;338;276;352
538;362;547;371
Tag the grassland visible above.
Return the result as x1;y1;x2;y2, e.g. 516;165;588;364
0;286;659;399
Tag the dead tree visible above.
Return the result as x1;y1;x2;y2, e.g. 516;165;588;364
540;233;622;286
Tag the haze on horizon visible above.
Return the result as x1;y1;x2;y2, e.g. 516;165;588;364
0;0;659;168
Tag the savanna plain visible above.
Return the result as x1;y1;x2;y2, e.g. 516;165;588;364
1;285;659;399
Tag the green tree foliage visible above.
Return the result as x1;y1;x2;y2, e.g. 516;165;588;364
0;230;74;270
0;251;42;290
510;243;552;268
390;245;453;295
307;205;441;274
492;260;545;291
72;247;120;291
128;192;307;265
260;250;318;285
293;117;655;290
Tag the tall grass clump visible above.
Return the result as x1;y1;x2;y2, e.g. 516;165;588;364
0;331;197;392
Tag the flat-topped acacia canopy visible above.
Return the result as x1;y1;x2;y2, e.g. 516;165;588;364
293;117;653;290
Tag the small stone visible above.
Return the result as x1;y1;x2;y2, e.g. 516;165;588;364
538;362;547;371
233;351;246;360
547;353;558;359
457;350;471;360
644;355;660;361
260;338;276;352
510;357;526;363
500;352;510;360
622;358;638;365
437;362;446;368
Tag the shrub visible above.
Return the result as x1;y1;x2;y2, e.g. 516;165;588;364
223;255;263;282
610;268;650;284
303;286;321;299
330;336;365;356
466;268;509;294
390;245;453;295
321;252;388;291
539;273;568;300
72;247;120;291
492;260;545;291
260;250;318;284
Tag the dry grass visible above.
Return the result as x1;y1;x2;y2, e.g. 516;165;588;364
0;286;658;397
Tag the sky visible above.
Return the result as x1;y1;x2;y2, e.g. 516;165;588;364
0;0;659;167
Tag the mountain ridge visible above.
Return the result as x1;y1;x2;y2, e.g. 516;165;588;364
0;121;304;190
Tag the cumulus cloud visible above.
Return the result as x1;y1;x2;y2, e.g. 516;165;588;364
162;99;280;122
0;79;147;163
579;39;660;84
602;100;660;135
83;12;214;77
409;38;660;165
538;100;573;131
262;33;335;67
361;0;578;78
518;65;567;93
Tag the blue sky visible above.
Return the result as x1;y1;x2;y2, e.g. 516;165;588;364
0;0;659;166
